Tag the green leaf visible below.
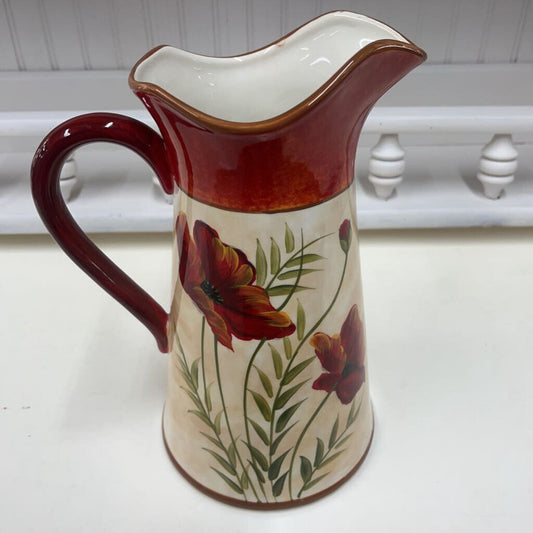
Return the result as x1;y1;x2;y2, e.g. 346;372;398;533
269;344;283;379
244;443;269;472
175;355;188;374
300;456;312;484
334;432;353;450
203;448;236;475
256;239;267;287
272;471;289;497
211;468;243;494
255;367;273;398
318;450;345;469
270;238;281;275
296;299;305;340
278;268;321;280
176;365;190;387
274;380;308;410
178;370;196;393
190;358;200;389
176;354;191;374
181;388;204;412
188;409;211;428
241;469;249;490
200;432;225;451
284;223;295;253
204;383;213;413
301;472;330;492
314;438;325;468
282;357;314;385
214;411;223;435
252;448;269;472
283;337;292;360
270;422;297;455
348;399;363;426
329;415;339;448
248;418;270;446
228;442;237;468
268;449;290;481
276;400;305;433
266;285;311;297
251;391;272;422
248;460;266;483
285;254;325;269
348;400;357;423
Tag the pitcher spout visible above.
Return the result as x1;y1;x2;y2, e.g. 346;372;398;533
129;11;426;212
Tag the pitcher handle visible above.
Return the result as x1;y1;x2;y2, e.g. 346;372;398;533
31;112;173;352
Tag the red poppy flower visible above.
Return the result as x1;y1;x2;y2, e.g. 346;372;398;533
176;213;295;350
339;219;352;253
310;305;365;404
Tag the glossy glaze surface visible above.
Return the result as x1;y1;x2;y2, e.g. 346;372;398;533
165;185;373;505
131;21;425;212
31;113;172;352
131;12;410;122
31;11;425;509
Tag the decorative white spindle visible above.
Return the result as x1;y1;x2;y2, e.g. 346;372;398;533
152;175;173;205
59;155;78;202
477;134;518;199
368;134;406;200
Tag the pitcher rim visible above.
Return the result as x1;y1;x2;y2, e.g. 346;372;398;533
128;11;426;135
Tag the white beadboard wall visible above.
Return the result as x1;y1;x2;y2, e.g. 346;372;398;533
0;0;532;70
1;0;532;233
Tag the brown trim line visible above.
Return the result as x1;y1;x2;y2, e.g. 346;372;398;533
129;11;426;135
162;412;374;510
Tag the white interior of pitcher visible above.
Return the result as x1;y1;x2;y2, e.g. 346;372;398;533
132;11;407;123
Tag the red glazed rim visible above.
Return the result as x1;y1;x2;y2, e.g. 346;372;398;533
162;407;375;510
129;11;426;135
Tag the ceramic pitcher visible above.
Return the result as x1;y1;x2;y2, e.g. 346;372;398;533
31;12;425;508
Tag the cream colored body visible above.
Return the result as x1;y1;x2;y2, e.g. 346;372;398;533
164;185;372;503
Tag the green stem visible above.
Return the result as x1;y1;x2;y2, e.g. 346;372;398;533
268;251;349;460
200;318;208;403
297;394;362;498
214;336;261;502
174;332;187;365
288;390;334;499
173;338;244;497
264;232;334;291
267;251;349;499
282;252;348;387
268;396;278;497
242;339;268;500
276;229;305;312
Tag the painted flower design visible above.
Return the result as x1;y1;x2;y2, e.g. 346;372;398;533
339;219;352;253
310;305;365;404
176;212;295;350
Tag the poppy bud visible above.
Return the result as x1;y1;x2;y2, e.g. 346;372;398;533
339;219;352;253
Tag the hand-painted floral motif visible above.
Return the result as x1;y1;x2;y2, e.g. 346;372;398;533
173;217;367;504
176;212;295;350
311;305;365;404
338;218;352;253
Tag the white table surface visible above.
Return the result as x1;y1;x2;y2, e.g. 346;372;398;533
1;228;532;532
